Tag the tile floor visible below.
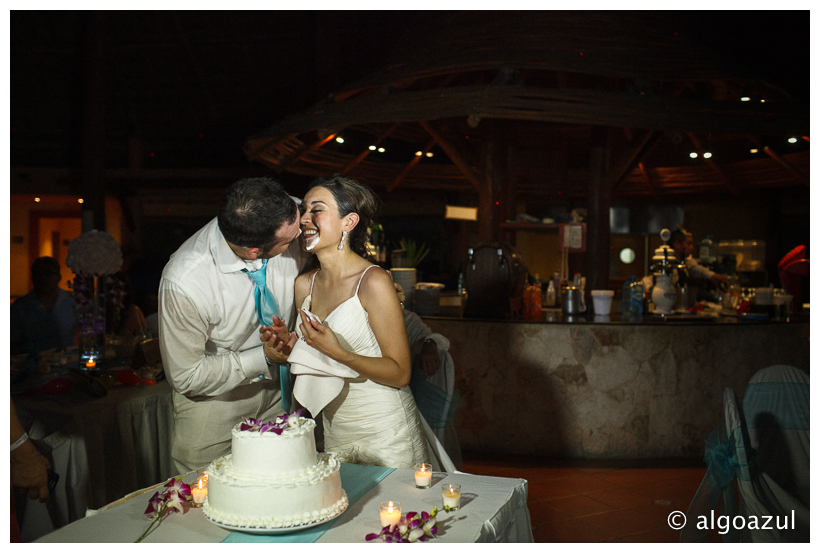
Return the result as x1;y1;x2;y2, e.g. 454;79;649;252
461;451;724;543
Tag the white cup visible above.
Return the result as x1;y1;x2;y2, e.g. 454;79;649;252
591;290;614;315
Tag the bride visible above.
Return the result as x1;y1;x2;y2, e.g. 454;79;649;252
288;175;451;471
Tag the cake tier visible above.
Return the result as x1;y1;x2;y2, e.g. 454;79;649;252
230;418;318;478
203;452;347;529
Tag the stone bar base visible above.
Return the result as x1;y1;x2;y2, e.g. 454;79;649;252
422;318;809;458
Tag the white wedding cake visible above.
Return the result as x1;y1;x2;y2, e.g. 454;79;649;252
203;411;347;530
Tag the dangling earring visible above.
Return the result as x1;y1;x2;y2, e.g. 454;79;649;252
338;231;348;250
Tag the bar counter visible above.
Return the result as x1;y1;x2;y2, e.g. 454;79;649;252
421;312;809;459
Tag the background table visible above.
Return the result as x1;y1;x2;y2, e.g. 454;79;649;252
36;465;533;543
13;371;175;542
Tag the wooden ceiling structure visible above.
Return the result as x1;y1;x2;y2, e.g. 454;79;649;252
243;12;809;289
244;12;809;215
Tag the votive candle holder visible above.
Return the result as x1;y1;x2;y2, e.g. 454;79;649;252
379;501;402;528
414;463;432;489
441;483;461;510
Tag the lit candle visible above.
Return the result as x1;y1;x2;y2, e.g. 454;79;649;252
191;478;207;507
441;483;461;510
414;463;432;489
86;357;96;369
379;501;402;528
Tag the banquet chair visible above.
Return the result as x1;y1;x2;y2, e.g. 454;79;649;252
409;350;463;470
681;365;809;542
741;365;809;541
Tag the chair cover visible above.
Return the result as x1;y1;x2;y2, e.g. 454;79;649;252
741;365;809;542
409;350;463;469
681;365;809;542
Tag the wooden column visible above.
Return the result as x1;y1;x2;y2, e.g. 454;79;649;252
501;135;517;246
477;121;506;243
587;126;610;292
80;12;107;232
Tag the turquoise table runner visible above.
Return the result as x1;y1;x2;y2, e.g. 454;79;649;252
221;463;395;543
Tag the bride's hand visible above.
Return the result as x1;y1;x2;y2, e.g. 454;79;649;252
259;315;290;343
298;310;345;359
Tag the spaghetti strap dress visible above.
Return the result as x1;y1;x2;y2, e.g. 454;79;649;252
297;266;453;471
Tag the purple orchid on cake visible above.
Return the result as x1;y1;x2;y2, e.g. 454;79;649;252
239;408;306;434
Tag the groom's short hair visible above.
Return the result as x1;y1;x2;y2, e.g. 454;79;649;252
217;177;297;252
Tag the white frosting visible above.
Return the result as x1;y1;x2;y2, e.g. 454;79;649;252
305;233;319;251
230;418;317;478
203;418;347;529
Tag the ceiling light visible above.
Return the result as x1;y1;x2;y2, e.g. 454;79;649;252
760;99;766;103
750;148;759;154
788;138;797;143
425;152;434;158
415;151;422;156
369;145;376;151
34;197;40;202
689;152;698;159
740;97;750;102
378;147;385;153
335;137;344;143
703;152;712;159
78;198;84;204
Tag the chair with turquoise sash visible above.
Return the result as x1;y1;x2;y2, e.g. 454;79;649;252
681;365;809;542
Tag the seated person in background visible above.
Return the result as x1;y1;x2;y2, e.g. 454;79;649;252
398;285;464;470
107;271;147;337
11;398;51;543
11;257;77;355
142;292;160;339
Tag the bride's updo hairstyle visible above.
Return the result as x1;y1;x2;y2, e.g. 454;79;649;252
307;175;381;258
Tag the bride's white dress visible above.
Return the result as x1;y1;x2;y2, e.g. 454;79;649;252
297;266;454;471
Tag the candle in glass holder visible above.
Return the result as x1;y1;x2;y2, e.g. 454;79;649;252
441;483;461;510
191;478;207;507
414;463;432;489
86;357;96;369
379;501;401;528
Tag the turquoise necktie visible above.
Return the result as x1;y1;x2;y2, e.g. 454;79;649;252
244;259;292;412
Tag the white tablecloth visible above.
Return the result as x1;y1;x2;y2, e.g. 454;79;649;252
35;466;533;543
14;378;176;542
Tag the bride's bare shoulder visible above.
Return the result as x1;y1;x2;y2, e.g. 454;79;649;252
358;266;397;301
295;269;318;296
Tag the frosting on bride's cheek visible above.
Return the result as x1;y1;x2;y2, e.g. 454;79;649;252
304;232;320;251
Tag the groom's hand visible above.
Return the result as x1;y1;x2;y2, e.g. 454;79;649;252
264;331;297;364
260;315;297;362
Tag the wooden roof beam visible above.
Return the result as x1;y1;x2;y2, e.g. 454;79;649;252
606;129;662;193
433;72;459;89
277;132;339;173
638;162;659;199
387;136;437;192
341;123;398;174
686;132;740;196
763;146;810;186
244;133;299;162
418;120;482;194
250;86;809;141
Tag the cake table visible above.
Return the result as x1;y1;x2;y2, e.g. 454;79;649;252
35;464;533;543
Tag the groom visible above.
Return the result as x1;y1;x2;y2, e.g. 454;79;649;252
159;177;308;473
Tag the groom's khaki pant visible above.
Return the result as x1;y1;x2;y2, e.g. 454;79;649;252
171;380;283;474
